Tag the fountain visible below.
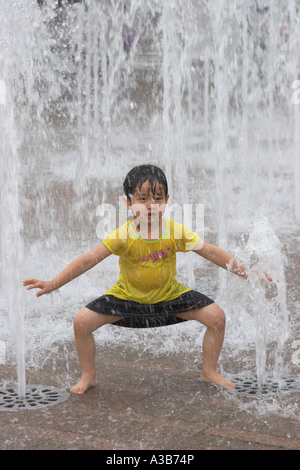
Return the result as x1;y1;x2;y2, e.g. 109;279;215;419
0;0;299;407
0;12;26;400
0;0;70;408
221;218;291;392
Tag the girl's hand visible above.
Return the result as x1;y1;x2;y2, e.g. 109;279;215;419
249;270;273;284
263;272;273;283
23;279;55;297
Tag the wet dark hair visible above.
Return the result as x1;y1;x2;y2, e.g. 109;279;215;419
123;165;168;202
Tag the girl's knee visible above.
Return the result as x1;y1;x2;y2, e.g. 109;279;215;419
73;308;120;335
74;312;85;335
74;309;92;335
199;304;225;330
211;305;226;330
177;303;226;329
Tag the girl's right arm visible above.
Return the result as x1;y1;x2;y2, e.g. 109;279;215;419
23;243;111;297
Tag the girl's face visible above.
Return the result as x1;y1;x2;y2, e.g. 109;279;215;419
127;180;169;225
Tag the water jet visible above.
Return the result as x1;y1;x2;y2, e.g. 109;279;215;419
0;0;299;407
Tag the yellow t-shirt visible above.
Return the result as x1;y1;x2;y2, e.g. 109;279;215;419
102;218;200;304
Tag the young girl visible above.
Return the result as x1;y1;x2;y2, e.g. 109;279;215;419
23;164;268;394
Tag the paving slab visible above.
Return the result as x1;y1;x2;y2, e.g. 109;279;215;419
1;340;300;452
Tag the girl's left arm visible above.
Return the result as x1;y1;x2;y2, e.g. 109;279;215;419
193;241;272;282
193;241;248;279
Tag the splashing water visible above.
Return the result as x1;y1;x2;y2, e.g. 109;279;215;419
0;11;26;398
220;219;290;385
0;0;299;395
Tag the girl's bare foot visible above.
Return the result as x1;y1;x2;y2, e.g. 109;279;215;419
200;371;236;389
70;375;99;395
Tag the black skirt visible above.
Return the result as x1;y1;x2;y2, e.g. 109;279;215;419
85;290;214;328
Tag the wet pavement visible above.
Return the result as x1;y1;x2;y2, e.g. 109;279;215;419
1;339;300;451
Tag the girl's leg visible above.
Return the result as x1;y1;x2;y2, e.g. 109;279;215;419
177;303;235;389
71;307;122;395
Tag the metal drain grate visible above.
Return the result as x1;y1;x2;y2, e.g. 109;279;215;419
232;375;299;397
0;385;70;411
